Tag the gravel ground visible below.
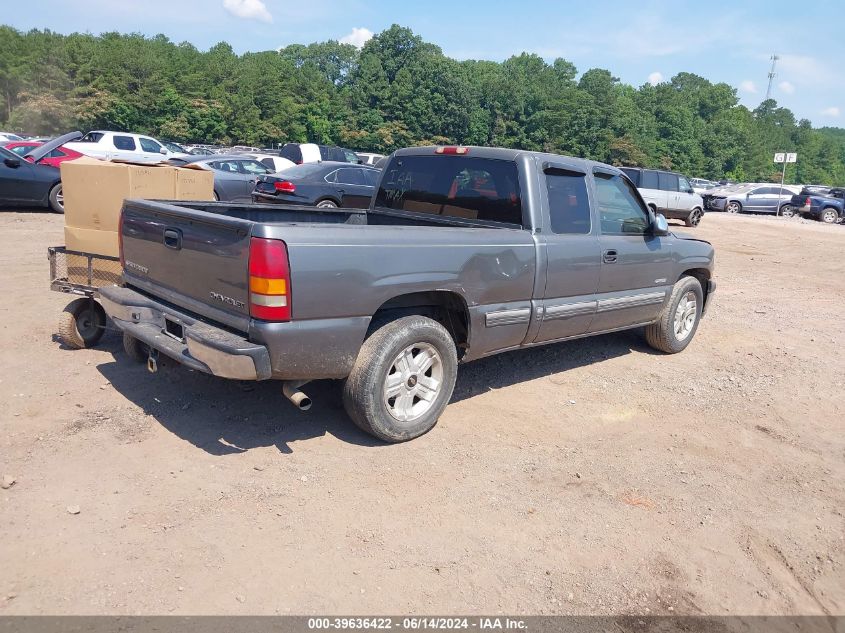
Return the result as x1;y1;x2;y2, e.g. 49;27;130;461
0;210;843;616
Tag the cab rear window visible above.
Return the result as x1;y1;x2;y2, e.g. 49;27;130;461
375;155;523;226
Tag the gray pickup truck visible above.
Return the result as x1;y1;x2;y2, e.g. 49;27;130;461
100;146;715;442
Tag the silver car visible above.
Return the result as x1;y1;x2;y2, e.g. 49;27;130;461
707;184;802;216
169;154;273;201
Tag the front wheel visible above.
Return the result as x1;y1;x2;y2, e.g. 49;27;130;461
644;276;704;354
685;208;703;227
342;316;458;442
778;204;796;218
820;208;839;224
58;298;106;349
48;183;64;213
726;201;741;214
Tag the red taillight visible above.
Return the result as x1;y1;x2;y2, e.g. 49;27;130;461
248;237;291;321
805;197;811;206
435;146;469;155
274;180;296;193
118;211;125;269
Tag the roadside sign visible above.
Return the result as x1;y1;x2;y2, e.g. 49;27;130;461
774;153;785;163
774;152;797;163
786;152;797;163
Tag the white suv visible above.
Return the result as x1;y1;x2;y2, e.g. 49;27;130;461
621;167;705;227
63;131;185;163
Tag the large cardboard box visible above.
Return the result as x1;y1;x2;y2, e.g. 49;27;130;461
61;157;214;257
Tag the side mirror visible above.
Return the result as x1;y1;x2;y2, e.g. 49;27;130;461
653;213;669;236
687;188;695;194
4;157;20;168
159;147;168;155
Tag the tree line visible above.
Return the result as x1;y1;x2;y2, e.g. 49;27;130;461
1;24;843;184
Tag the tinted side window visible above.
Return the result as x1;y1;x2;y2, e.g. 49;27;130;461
280;144;302;163
8;145;29;156
641;170;659;189
594;172;650;235
376;156;523;226
678;175;691;192
113;135;136;151
336;168;365;185
260;158;274;170
139;137;162;153
545;169;591;234
362;169;379;186
238;160;270;175
658;172;679;192
344;150;359;163
620;168;640;186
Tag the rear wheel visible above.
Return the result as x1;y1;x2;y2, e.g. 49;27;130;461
644;276;704;354
316;199;338;208
58;298;106;349
48;183;64;213
685;207;703;227
726;201;741;214
820;208;839;224
122;333;149;363
342;316;458;442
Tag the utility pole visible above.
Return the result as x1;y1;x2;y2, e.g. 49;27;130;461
765;54;779;101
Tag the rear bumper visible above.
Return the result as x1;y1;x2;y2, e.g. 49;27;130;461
99;286;272;380
708;198;728;211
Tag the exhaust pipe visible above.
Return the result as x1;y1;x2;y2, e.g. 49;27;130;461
282;381;312;411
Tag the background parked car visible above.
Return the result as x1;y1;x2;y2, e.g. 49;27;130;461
621;167;705;226
279;142;362;165
0;144;64;212
0;132;24;142
792;187;844;223
357;152;385;166
168;154;273;201
64;131;177;163
708;184;801;216
689;177;717;195
246;153;295;173
252;161;379;208
2;140;84;168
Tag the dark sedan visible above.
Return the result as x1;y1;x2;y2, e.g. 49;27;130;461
0;145;64;212
252;162;380;208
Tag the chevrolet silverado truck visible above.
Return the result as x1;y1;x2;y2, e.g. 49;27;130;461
791;187;844;223
100;146;716;442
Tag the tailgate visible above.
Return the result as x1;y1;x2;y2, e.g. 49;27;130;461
120;200;253;332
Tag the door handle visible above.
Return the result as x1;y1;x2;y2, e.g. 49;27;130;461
337;188;346;195
163;228;182;250
603;249;618;264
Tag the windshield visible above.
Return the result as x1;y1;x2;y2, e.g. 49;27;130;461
279;163;326;178
163;141;185;153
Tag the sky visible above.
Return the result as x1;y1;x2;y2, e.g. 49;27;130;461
5;0;844;127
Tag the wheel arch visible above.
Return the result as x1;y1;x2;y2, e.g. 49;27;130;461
315;195;342;207
369;290;471;359
679;267;711;303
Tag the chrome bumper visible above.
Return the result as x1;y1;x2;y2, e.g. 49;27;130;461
99;286;272;380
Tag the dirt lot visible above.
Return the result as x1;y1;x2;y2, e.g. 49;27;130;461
0;210;843;616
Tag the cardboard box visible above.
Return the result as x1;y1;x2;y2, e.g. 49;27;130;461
60;158;214;257
65;226;119;258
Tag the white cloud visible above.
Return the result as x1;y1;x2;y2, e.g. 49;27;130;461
777;54;835;85
223;0;272;23
821;106;841;117
778;81;795;95
647;71;663;86
739;80;757;94
339;27;373;49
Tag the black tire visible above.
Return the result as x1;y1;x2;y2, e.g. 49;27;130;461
342;315;458;442
726;201;741;214
316;199;339;208
123;333;149;363
778;203;796;218
48;183;64;213
820;207;839;224
644;276;704;354
685;207;703;227
58;298;106;349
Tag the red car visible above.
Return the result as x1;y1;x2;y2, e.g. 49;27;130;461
2;141;83;168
